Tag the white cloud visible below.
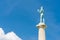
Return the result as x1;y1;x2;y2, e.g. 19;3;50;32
0;28;22;40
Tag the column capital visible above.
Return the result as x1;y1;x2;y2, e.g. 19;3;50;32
36;23;46;29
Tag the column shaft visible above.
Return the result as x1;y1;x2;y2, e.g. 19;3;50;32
38;28;45;40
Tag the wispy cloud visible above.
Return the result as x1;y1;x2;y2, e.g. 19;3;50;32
0;28;22;40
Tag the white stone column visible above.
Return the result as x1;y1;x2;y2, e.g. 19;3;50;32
38;28;45;40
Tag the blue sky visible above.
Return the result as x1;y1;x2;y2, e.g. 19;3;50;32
0;0;60;40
